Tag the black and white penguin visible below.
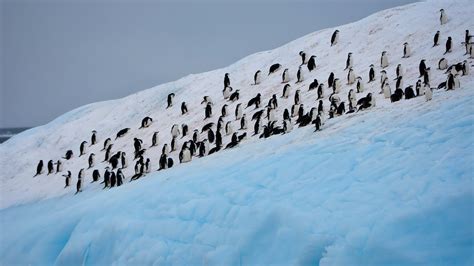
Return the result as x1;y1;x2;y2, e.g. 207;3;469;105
47;160;54;175
439;8;447;25
235;103;243;120
268;63;281;75
151;131;159;147
193;129;200;143
115;128;130;139
299;51;307;65
225;121;233;136
63;171;71;187
79;141;87;157
240;114;248;130
296;66;304;83
405;86;415;100
446;73;455;90
328;72;335;88
309;79;318;91
167;93;175;108
170;124;180;138
133;138;143;155
110;171;117;187
368;64;375;82
90;130;97;146
282;68;290;83
229;90;240;102
294;89;301;105
253;117;261;135
396;64;403;78
103;167;111;188
31;160;41;177
92;169;100;182
224;73;230;88
444;36;452;54
171;137;177;152
424;67;431;85
182;124;189;137
425;83;433;101
438;58;448;70
121;152;128;169
356;77;364;93
462;60;470;76
402;42;411;58
318;100;324;114
246;93;261;109
208;129;215;144
331;29;339;46
181;102;188;115
395;76;404;90
416;80;423;96
145;158;151;173
267;94;278;109
102;138;111;151
380;51;389;68
433;31;440;47
158;153;168;170
76;169;84;194
345;52;353;70
283;108;291;121
88;153;95;169
63;150;74;160
55;160;62;173
201;95;213;105
254;70;262;85
333;78;341;93
317;84;325;99
104;144;113;162
205;102;213;119
347;68;355;85
221;104;229;117
223;86;233;100
282;84;291;98
215;129;223;148
117;169;124;186
140;116;153;129
307;55;316;72
419;59;427;78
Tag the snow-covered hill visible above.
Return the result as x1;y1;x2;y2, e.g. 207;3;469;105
1;0;473;264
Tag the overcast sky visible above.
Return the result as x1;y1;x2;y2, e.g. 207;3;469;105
0;0;417;128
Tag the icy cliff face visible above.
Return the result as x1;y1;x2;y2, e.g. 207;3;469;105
1;0;473;264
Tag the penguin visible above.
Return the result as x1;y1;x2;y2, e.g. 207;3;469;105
438;58;448;70
267;108;276;123
55;160;62;173
395;76;403;90
205;102;213;119
171;136;177;152
423;67;431;85
344;52;353;70
416;80;423;96
223;86;233;99
439;8;447;25
201;96;213;105
462;60;470;76
225;121;233;136
425;83;433;101
76;169;84;194
267;94;278;109
314;115;322;131
88;153;95;168
419;59;427;77
253;117;261;135
453;74;460;89
402;42;411;58
215;130;223;148
446;73;455;90
294;89;301;105
282;84;291;98
229;90;240;102
193;129;200;143
171;124;180;138
307;55;316;71
208;129;215;143
368;64;375;82
103;167;110;188
235;103;243;120
356;77;364;93
309;79;318;91
32;159;43;177
291;104;300;117
380;76;388;94
283;108;291;121
181;102;188;115
167;93;175;108
405;86;415;100
182;124;189;137
299;51;307;65
347;68;355;85
380;51;389;68
240;114;248;130
224;73;230;88
121;152;128;169
282;68;290;83
328;72;335;88
63;150;74;160
268;63;281;75
336;102;346;116
90;130;97;145
117;169;124;186
110;171;117;187
104;144;113;162
225;133;240;149
296;66;304;83
151;131;159;147
133;138;143;155
180;148;192;163
283;119;293;133
333;78;341;93
92;169;100;182
318;100;324;114
380;70;387;87
79;141;87;157
444;37;452;54
464;30;471;53
252;110;264;121
254;70;262;85
115;128;130;139
331;29;339;46
348;89;357;110
102;138;111;151
63;171;71;188
383;81;391;99
140;116;153;128
396;64;403;78
246;93;261;109
433;31;440;47
167;158;174;168
221;104;229;117
47;160;54;175
145;158;151;173
158;154;168;170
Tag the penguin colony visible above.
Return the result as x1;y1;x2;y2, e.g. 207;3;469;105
33;8;473;194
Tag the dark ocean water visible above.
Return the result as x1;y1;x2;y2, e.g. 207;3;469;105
0;127;30;143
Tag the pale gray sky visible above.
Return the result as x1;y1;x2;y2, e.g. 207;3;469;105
0;0;416;128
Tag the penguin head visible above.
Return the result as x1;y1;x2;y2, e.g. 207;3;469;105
92;130;97;133
370;64;374;67
403;42;408;46
299;51;304;55
440;8;444;12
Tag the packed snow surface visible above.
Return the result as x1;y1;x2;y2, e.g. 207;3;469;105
1;0;473;264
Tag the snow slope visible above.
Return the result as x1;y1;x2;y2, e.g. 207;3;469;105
1;0;473;264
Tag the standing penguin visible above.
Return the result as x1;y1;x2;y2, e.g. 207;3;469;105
102;138;111;151
433;31;440;46
347;68;356;85
333;78;341;93
402;42;411;58
282;84;291;98
423;67;431;85
167;93;175;108
92;169;100;182
235;103;243;120
294;90;301;105
221;104;229;117
331;30;339;46
383;81;392;99
380;51;389;68
309;79;319;91
299;51;307;65
182;124;189;137
462;60;470;76
296;66;304;83
79;141;87;157
254;70;261;85
47;160;54;175
88;153;95;168
151;131;159;147
121;152;128;169
240;114;248;130
438;58;448;70
419;59;427;77
103;167;110;188
344;52;353;70
224;73;230;88
223;86;232;100
181;102;188;115
356;77;364;93
117;169;124;186
225;121;233;136
439;9;447;25
444;36;452;54
368;64;375;82
90;130;97;146
63;171;71;188
205;102;212;119
282;68;290;83
317;84;325;99
55;160;63;173
76;169;84;194
328;72;335;88
425;84;433;101
396;64;403;78
307;55;316;71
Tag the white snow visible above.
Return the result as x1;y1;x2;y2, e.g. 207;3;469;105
1;0;473;264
